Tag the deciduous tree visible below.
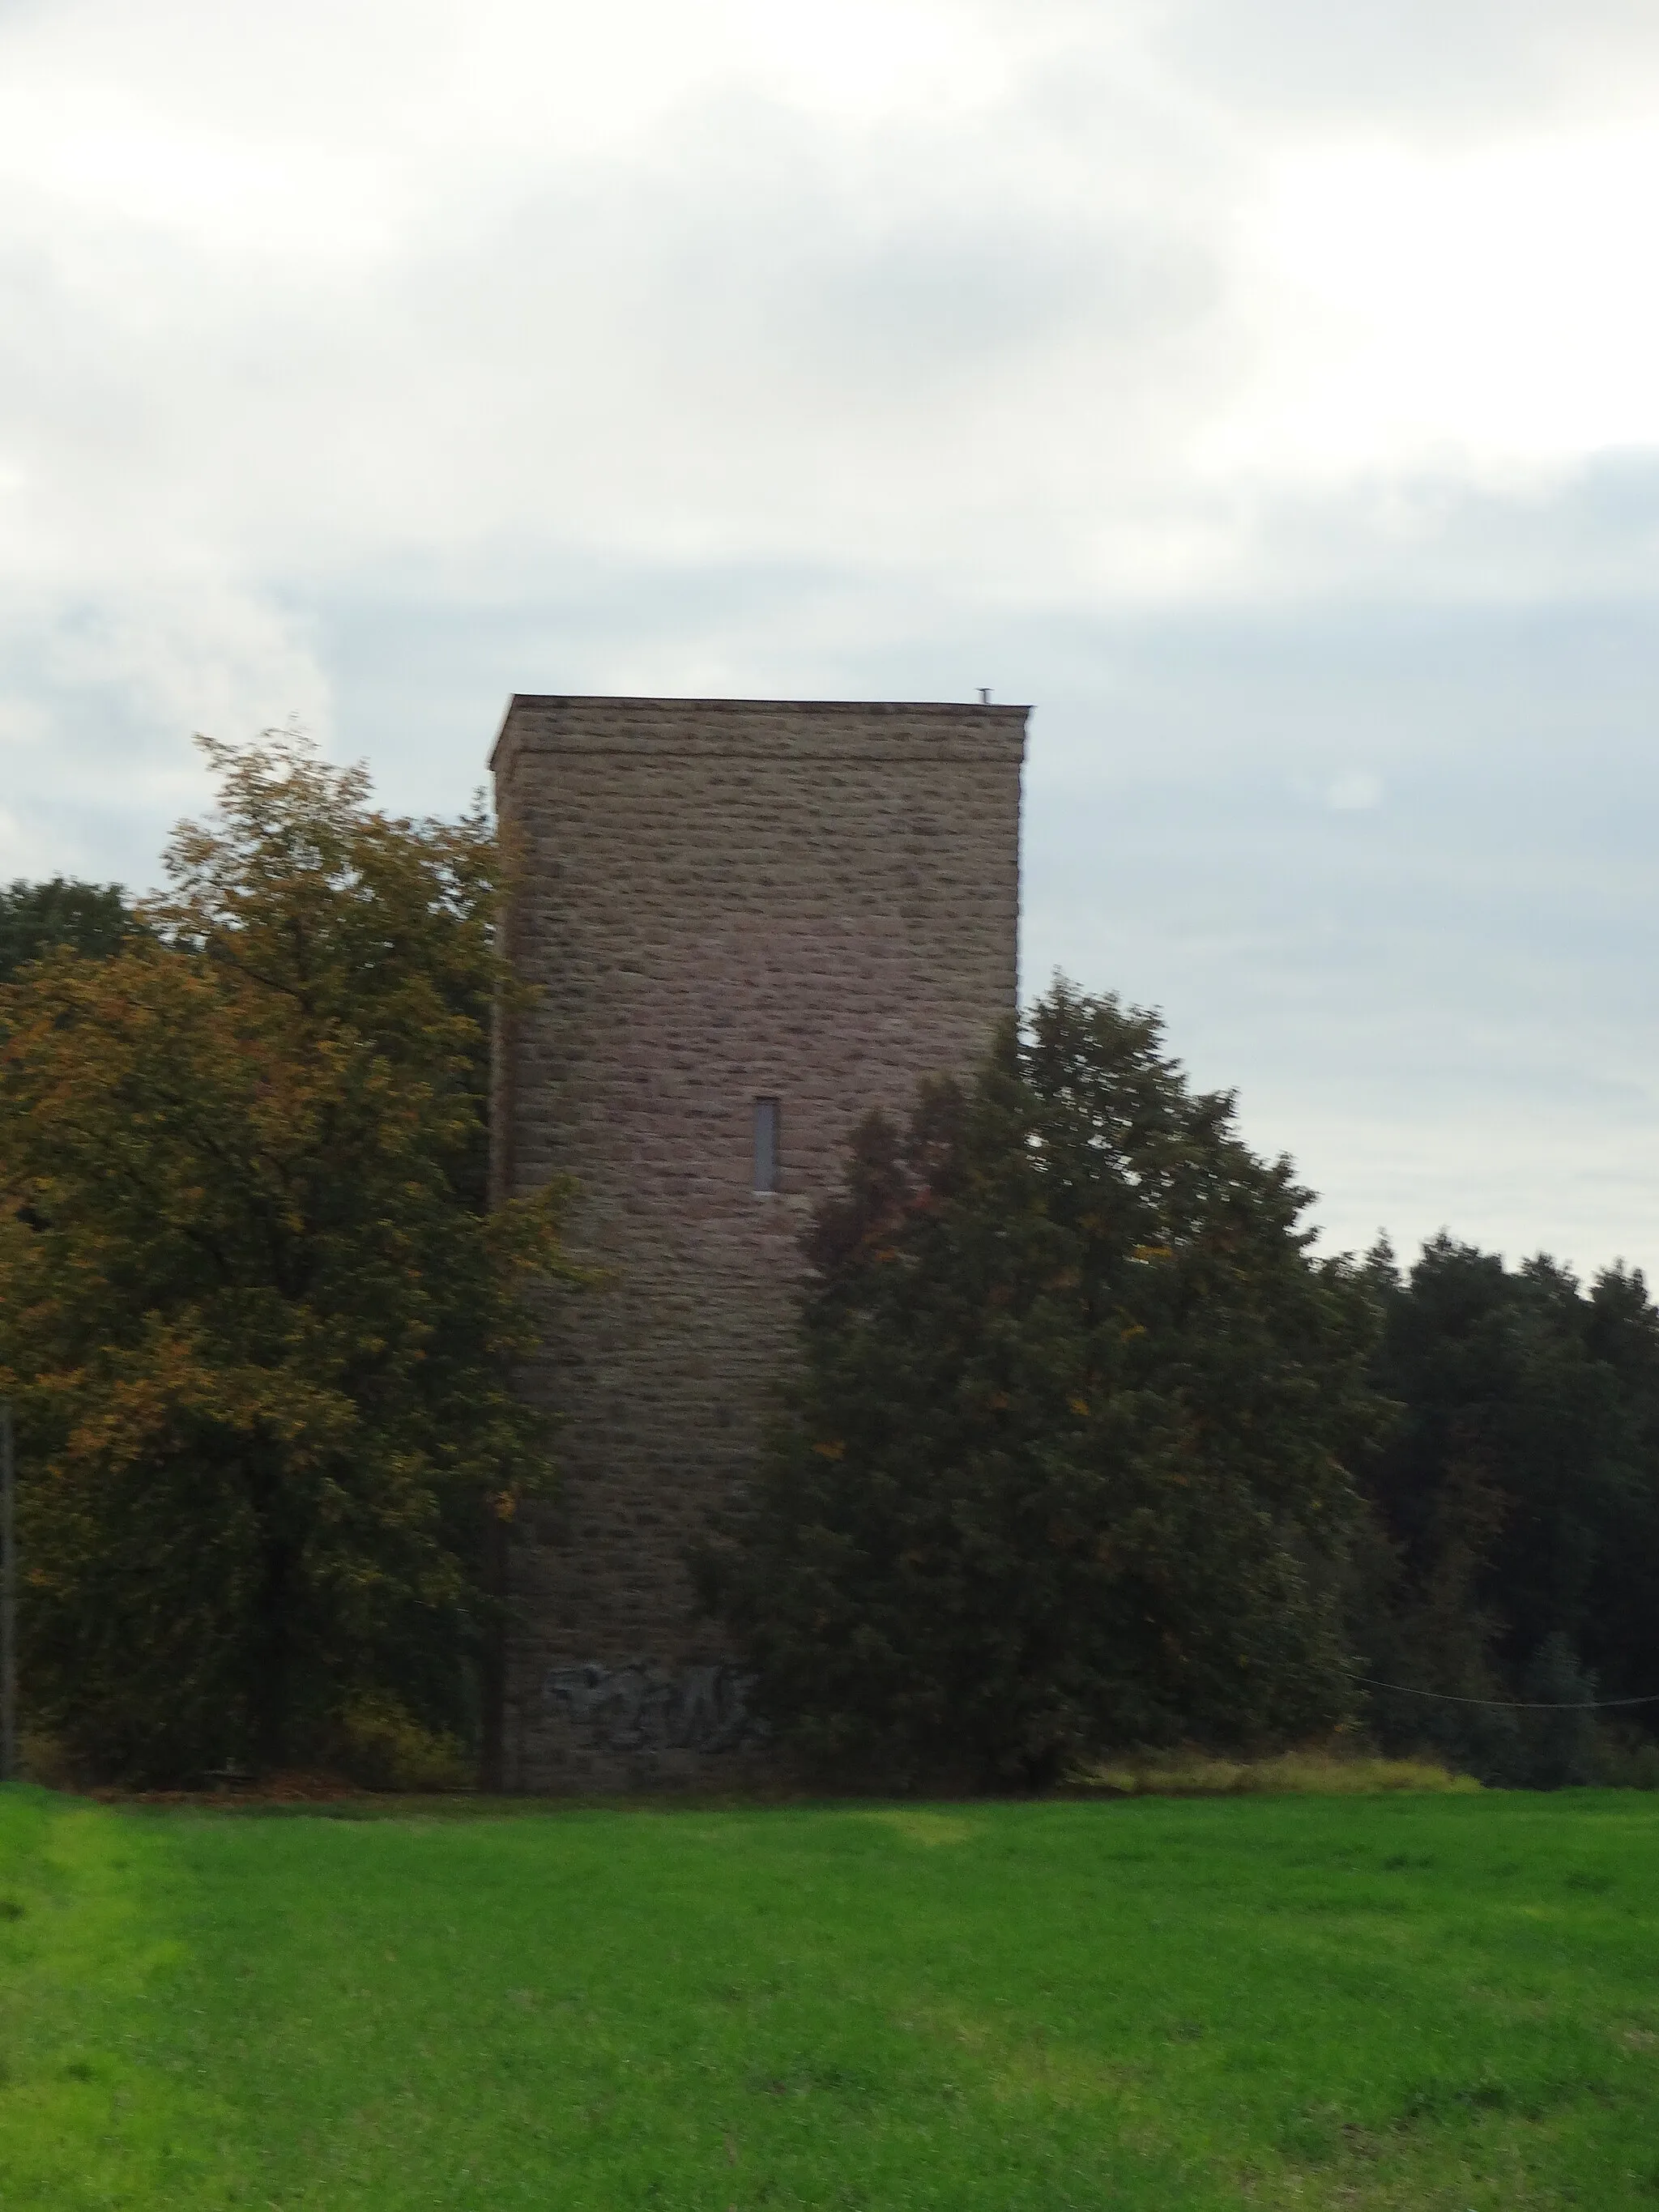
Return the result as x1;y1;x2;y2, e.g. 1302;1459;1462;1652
700;983;1388;1788
0;733;576;1782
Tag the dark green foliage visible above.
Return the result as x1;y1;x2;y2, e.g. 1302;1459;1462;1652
1518;1634;1600;1790
701;982;1389;1788
1355;1237;1659;1777
0;876;136;980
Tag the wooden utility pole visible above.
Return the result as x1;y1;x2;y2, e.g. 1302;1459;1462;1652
1;1401;15;1783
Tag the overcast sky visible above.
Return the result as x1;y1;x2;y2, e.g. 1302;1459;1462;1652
4;0;1658;1276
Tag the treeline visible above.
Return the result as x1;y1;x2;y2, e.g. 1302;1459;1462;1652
5;757;1656;1791
0;876;138;978
1357;1237;1659;1784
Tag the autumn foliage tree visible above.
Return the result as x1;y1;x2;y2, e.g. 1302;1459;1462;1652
0;734;576;1784
700;984;1389;1788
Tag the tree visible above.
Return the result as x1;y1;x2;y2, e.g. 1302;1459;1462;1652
0;876;136;981
0;733;578;1783
699;982;1389;1788
1356;1236;1659;1773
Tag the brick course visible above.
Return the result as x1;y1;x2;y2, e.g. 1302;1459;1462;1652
491;695;1027;1789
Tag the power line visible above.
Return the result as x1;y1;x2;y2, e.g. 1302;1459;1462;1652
1348;1673;1659;1712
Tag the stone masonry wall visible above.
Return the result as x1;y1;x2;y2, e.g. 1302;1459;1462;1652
491;695;1027;1790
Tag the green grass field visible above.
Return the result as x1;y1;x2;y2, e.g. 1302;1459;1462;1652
2;1782;1657;2209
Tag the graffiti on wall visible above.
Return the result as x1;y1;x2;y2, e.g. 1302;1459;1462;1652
543;1661;764;1754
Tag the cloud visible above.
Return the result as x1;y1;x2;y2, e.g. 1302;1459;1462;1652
1016;573;1659;1272
2;0;1658;1274
1154;0;1659;138
1320;773;1382;812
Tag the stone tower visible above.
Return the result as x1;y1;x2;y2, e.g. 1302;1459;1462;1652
490;694;1027;1790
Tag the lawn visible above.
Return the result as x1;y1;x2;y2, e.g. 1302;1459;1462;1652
2;1782;1657;2209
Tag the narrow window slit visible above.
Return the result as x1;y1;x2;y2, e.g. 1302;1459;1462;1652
753;1097;781;1194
